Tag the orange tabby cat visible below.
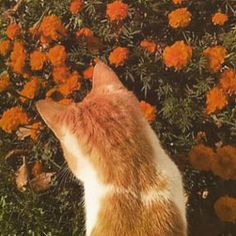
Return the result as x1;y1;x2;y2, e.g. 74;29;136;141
36;61;187;236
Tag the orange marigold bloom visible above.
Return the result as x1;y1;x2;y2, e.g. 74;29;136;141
83;66;94;80
58;71;81;96
106;1;129;22
30;50;46;71
219;69;236;95
38;15;67;44
0;72;10;92
189;144;216;171
76;27;94;39
203;46;227;73
9;41;26;75
0;40;11;56
58;98;73;105
168;8;192;28
140;39;157;54
206;87;228;114
139;101;157;123
163;40;192;70
46;87;58;98
53;66;70;84
172;0;185;4
0;106;29;133
48;45;66;67
109;47;129;67
69;0;83;15
19;77;40;102
212;12;228;26
6;23;21;40
214;196;236;223
211;145;236;180
30;122;42;141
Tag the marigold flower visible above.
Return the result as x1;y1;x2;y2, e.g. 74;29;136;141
0;72;10;92
58;98;73;105
87;36;102;53
214;196;236;223
168;8;191;28
206;87;228;114
203;46;227;73
163;40;192;70
83;66;94;80
38;15;67;44
46;87;58;98
53;66;70;84
139;101;157;123
189;144;216;171
30;50;46;71
19;77;40;102
219;69;236;95
0;40;11;56
106;1;129;22
109;47;129;67
140;39;157;54
48;45;66;67
211;145;236;180
172;0;185;4
30;122;42;141
69;0;83;15
76;27;94;39
9;41;26;75
6;23;21;40
58;71;81;96
212;12;228;26
0;106;29;133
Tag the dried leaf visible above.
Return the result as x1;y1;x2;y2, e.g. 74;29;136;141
5;149;27;160
30;172;55;193
16;127;31;140
15;160;28;192
32;160;42;177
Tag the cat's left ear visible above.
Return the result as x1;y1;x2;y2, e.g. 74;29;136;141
36;99;67;137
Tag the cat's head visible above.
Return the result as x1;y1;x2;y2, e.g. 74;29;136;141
36;62;144;181
36;61;127;136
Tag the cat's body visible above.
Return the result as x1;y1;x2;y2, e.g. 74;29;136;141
36;62;187;236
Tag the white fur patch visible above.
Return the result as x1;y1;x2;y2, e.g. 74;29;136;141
61;131;112;236
141;189;171;206
145;123;186;224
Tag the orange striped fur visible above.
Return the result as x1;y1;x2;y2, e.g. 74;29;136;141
36;62;187;236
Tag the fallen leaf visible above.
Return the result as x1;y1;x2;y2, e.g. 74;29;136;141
30;172;55;193
32;160;42;177
15;157;28;192
16;127;31;140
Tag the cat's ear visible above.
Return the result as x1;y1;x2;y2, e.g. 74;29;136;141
92;61;124;91
36;100;67;137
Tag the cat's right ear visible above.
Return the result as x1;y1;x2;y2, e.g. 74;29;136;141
36;99;67;137
92;61;124;91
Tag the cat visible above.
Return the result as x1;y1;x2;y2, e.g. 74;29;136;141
36;61;187;236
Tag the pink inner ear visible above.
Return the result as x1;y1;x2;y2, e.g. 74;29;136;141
92;61;124;90
36;100;67;134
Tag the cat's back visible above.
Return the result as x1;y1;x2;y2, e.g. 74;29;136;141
91;186;187;236
79;91;187;236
